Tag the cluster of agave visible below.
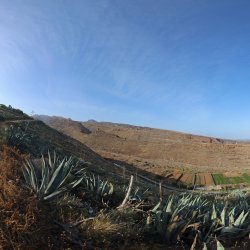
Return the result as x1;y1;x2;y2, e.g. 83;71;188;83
23;152;116;202
147;194;250;249
22;151;250;248
82;174;114;201
23;151;85;200
121;185;149;203
5;124;32;148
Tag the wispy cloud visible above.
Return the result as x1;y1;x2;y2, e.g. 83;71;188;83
1;0;250;138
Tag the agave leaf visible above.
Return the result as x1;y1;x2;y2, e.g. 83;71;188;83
22;166;31;185
69;176;85;189
211;204;217;220
202;243;208;250
151;201;161;213
216;239;225;250
96;176;100;194
53;151;57;168
45;175;83;200
108;183;114;195
171;204;188;220
45;157;68;193
146;215;153;225
204;220;218;242
238;211;249;226
43;187;68;200
75;168;85;176
234;211;247;227
220;206;226;226
165;196;173;213
155;210;163;223
38;159;50;195
90;182;94;191
229;214;234;226
48;150;52;168
134;186;140;195
101;180;108;196
57;158;76;187
229;207;236;217
165;220;188;242
142;188;150;196
219;226;245;238
26;160;38;192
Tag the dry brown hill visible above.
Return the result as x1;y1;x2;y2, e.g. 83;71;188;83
1;105;180;195
34;115;250;187
0;105;123;181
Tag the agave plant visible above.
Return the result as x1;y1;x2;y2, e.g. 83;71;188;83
185;196;250;250
121;184;149;203
200;202;250;241
83;174;114;201
148;194;209;243
23;151;85;200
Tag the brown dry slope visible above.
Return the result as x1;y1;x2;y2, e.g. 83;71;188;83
33;115;250;184
0;105;127;183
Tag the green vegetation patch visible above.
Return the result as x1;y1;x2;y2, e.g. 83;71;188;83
212;173;250;185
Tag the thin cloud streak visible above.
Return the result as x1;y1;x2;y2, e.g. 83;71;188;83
1;1;250;138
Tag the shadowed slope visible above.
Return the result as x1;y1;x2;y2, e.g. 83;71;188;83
0;106;117;178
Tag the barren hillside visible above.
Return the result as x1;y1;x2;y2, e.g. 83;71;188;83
0;105;123;181
34;115;250;187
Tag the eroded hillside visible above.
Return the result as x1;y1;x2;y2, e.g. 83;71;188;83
34;115;250;187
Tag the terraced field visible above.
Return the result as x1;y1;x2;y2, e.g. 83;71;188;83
180;174;193;185
165;172;250;187
173;173;215;186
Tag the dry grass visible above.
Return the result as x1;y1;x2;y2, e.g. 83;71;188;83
0;145;147;249
83;212;124;238
0;145;71;249
80;208;146;248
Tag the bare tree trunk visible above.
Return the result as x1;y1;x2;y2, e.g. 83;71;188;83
118;175;134;208
159;181;163;202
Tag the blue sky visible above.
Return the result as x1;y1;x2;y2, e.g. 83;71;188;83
1;0;250;139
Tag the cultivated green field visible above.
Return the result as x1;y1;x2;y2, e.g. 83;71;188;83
212;173;250;185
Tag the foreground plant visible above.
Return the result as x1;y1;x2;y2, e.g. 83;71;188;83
23;151;85;200
83;174;114;202
148;194;209;243
147;193;250;249
201;201;250;242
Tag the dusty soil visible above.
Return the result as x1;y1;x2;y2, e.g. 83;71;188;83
203;173;214;185
224;172;241;177
180;174;193;184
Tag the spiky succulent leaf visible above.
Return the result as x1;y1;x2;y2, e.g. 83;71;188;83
22;152;85;201
45;157;74;194
234;211;249;227
216;239;225;250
